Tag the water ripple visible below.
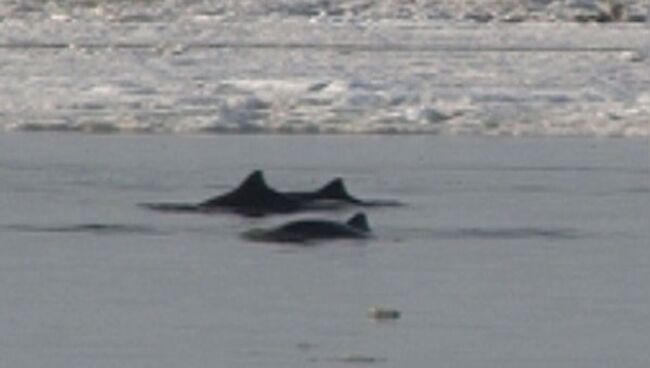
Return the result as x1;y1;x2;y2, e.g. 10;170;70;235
3;223;163;236
426;227;584;241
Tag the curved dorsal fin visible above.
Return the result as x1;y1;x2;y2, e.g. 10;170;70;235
201;170;287;208
218;170;271;201
316;178;359;202
237;170;268;192
347;212;370;232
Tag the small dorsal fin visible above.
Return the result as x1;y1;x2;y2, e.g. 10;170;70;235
201;170;273;207
347;212;370;232
316;178;355;200
238;170;268;191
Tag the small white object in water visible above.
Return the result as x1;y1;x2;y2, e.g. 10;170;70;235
620;50;645;62
367;306;401;320
50;13;71;22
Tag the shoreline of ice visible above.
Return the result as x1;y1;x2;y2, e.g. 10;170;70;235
1;0;648;24
1;6;648;138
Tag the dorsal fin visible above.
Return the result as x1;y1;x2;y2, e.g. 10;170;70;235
201;170;298;210
347;212;370;232
217;170;271;202
316;178;359;201
237;170;269;192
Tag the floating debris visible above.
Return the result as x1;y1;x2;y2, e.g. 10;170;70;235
367;306;401;321
620;51;646;63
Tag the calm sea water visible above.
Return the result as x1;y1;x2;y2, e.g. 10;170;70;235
1;134;648;367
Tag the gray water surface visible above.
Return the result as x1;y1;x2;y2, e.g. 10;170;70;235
1;134;648;367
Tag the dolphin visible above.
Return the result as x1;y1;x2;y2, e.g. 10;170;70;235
140;170;400;217
284;177;402;207
243;212;372;243
140;170;302;217
284;178;363;204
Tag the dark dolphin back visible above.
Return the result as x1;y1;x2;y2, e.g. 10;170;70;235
313;178;363;203
347;212;370;233
200;170;300;213
284;177;402;208
201;170;266;206
270;216;368;242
